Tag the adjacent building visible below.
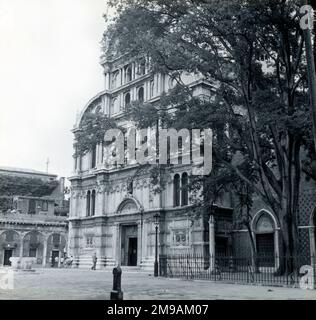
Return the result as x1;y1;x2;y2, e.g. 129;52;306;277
0;167;68;267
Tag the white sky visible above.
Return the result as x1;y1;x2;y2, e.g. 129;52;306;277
0;0;108;179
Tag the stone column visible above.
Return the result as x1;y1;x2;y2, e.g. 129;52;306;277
19;237;24;258
142;220;148;260
104;73;108;90
209;215;215;271
58;250;62;268
137;220;142;266
96;144;100;167
113;223;120;265
42;238;47;267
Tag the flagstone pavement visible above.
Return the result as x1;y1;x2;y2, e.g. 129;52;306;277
0;267;316;300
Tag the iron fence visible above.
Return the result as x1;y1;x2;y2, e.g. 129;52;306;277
159;254;316;288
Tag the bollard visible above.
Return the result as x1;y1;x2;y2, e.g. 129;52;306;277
110;266;123;300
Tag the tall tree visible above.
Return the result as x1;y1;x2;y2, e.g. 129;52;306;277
100;0;314;271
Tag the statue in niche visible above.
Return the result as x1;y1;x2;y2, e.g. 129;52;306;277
127;179;133;195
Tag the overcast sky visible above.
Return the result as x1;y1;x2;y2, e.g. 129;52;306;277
0;0;108;179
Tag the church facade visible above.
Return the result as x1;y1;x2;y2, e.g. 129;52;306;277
68;51;316;271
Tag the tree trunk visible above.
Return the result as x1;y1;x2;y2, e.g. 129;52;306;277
245;222;260;273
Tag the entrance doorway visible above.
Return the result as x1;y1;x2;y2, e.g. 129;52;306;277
256;233;274;267
128;238;137;266
3;249;13;266
51;250;59;267
121;224;138;266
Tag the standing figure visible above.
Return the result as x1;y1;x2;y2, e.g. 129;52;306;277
91;253;97;270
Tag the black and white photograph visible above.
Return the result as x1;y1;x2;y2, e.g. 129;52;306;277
1;0;316;308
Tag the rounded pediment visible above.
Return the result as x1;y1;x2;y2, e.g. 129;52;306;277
116;196;143;214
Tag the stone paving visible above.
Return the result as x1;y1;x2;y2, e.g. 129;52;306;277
0;267;316;300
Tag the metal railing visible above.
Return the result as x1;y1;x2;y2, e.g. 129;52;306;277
159;254;316;288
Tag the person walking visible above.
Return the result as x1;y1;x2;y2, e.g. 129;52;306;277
91;253;97;270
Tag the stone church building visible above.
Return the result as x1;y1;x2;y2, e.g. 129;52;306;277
68;47;316;271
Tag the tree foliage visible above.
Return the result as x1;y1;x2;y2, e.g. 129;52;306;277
0;175;59;198
73;111;117;156
104;0;315;264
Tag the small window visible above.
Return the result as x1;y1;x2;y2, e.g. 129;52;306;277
181;172;189;206
28;199;36;214
127;180;133;195
111;97;120;114
125;66;132;83
86;236;94;248
42;201;48;211
29;248;37;257
138;87;144;102
112;71;119;89
91;190;96;216
138;58;146;75
86;191;91;217
173;174;180;207
125;92;131;107
149;80;154;98
91;145;96;168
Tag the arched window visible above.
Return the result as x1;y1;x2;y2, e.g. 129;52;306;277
110;99;115;115
138;87;144;102
86;191;91;217
149;80;154;98
125;66;132;83
95;105;101;113
110;97;120;115
112;71;119;89
181;172;188;206
253;210;277;267
138;58;146;75
91;145;96;168
91;190;96;216
125;92;131;107
173;174;180;207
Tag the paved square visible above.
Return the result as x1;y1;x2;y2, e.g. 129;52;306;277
0;269;316;300
1;268;316;300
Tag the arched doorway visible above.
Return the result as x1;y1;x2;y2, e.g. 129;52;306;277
0;230;21;266
47;233;67;267
117;197;141;266
252;210;279;268
23;231;45;265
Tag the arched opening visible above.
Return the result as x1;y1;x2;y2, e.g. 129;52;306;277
138;87;144;102
86;191;91;217
125;66;132;83
125;92;131;107
252;210;277;267
91;190;96;216
173;174;180;207
91;145;96;168
117;199;139;214
138;58;146;75
111;71;119;89
47;233;67;267
23;231;44;265
181;172;188;206
0;230;21;266
149;79;154;98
